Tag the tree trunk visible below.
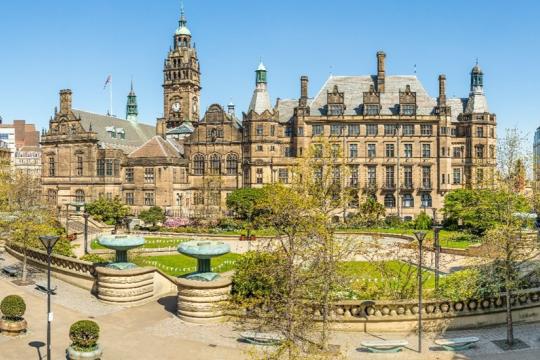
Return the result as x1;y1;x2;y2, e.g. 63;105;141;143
506;289;514;346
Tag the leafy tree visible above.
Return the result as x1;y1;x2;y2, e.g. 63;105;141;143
138;206;165;228
348;197;385;227
226;187;265;238
85;196;130;231
414;211;432;230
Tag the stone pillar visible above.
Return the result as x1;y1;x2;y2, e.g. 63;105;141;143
96;267;154;305
176;276;232;323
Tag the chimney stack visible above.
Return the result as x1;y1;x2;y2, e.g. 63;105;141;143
438;75;447;106
300;76;309;99
59;89;72;114
376;51;386;93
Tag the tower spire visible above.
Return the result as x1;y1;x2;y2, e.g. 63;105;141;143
126;81;138;122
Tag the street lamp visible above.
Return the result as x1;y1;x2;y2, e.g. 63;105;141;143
413;230;427;353
39;235;59;360
83;212;89;255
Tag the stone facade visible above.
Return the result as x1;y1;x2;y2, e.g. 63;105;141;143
41;8;497;220
535;127;540;194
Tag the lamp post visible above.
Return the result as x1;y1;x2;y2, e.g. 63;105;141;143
83;212;89;255
413;230;427;353
65;203;70;238
39;235;59;360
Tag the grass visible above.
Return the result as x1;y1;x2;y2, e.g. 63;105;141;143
339;260;436;289
337;227;479;249
132;253;241;277
90;237;189;250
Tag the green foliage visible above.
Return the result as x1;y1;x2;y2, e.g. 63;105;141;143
439;269;483;301
443;189;530;235
1;295;26;321
414;211;432;230
226;188;266;221
80;253;109;264
69;320;100;351
232;251;283;300
85;196;130;227
347;198;385;227
138;206;166;227
384;215;403;228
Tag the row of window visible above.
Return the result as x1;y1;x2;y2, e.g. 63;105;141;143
313;143;434;159
383;193;432;208
193;153;238;176
312;124;435;137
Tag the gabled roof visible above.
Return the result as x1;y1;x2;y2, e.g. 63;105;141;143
128;135;181;159
167;122;194;135
73;110;155;151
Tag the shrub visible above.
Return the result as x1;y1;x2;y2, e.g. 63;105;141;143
414;212;432;230
69;320;100;351
439;269;482;301
1;295;26;321
80;253;108;264
232;252;283;300
384;215;403;228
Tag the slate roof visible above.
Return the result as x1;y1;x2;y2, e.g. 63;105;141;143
275;75;469;122
128;135;181;159
167;122;194;135
248;84;272;114
73;110;155;152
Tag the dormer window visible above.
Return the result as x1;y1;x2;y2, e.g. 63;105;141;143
328;104;344;116
365;104;379;116
401;104;416;116
106;126;125;139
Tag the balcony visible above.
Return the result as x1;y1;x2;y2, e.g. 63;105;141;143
418;182;433;191
381;183;396;191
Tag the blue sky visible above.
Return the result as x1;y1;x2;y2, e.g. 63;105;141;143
0;0;539;140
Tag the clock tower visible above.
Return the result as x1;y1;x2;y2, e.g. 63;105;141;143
157;6;201;136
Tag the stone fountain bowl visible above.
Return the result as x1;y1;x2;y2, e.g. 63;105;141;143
177;240;230;259
98;235;145;251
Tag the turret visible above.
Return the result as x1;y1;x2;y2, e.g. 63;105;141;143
126;81;138;122
248;62;272;114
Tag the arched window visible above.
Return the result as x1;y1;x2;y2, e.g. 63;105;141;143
421;193;432;208
384;194;395;208
193;154;205;175
75;190;85;203
209;154;221;175
226;154;238;175
402;194;414;208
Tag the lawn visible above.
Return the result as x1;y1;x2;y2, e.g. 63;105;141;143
91;237;189;250
337;228;479;249
339;260;436;289
133;253;241;276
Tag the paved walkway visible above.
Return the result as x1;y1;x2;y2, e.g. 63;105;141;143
1;253;539;359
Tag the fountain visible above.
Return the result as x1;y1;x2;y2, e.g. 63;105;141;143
95;234;154;305
176;240;232;323
97;234;145;270
177;240;230;281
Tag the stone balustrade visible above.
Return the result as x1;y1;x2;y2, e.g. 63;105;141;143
319;288;540;331
6;242;95;290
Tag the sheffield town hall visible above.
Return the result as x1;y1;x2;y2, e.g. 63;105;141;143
40;8;497;220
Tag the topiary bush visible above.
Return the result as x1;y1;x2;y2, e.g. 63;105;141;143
1;295;26;321
69;320;100;351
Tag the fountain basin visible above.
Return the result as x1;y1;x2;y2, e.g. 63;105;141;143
177;241;231;281
98;234;145;268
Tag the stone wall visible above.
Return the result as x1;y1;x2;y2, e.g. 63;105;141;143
95;266;155;305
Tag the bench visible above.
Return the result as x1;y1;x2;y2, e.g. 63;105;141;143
434;337;479;351
360;339;408;353
240;331;285;346
35;282;57;295
2;266;19;277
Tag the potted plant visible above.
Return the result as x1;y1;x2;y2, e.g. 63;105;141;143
66;320;103;360
0;295;27;336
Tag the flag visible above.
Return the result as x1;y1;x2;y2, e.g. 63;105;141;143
103;75;112;89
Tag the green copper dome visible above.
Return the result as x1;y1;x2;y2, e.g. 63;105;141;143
176;6;191;36
176;25;191;36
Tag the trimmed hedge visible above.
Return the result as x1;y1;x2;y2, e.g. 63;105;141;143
1;295;26;321
69;320;100;351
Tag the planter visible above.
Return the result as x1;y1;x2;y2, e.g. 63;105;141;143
66;344;103;360
0;318;27;336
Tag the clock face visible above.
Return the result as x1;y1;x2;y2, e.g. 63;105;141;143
171;102;181;113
